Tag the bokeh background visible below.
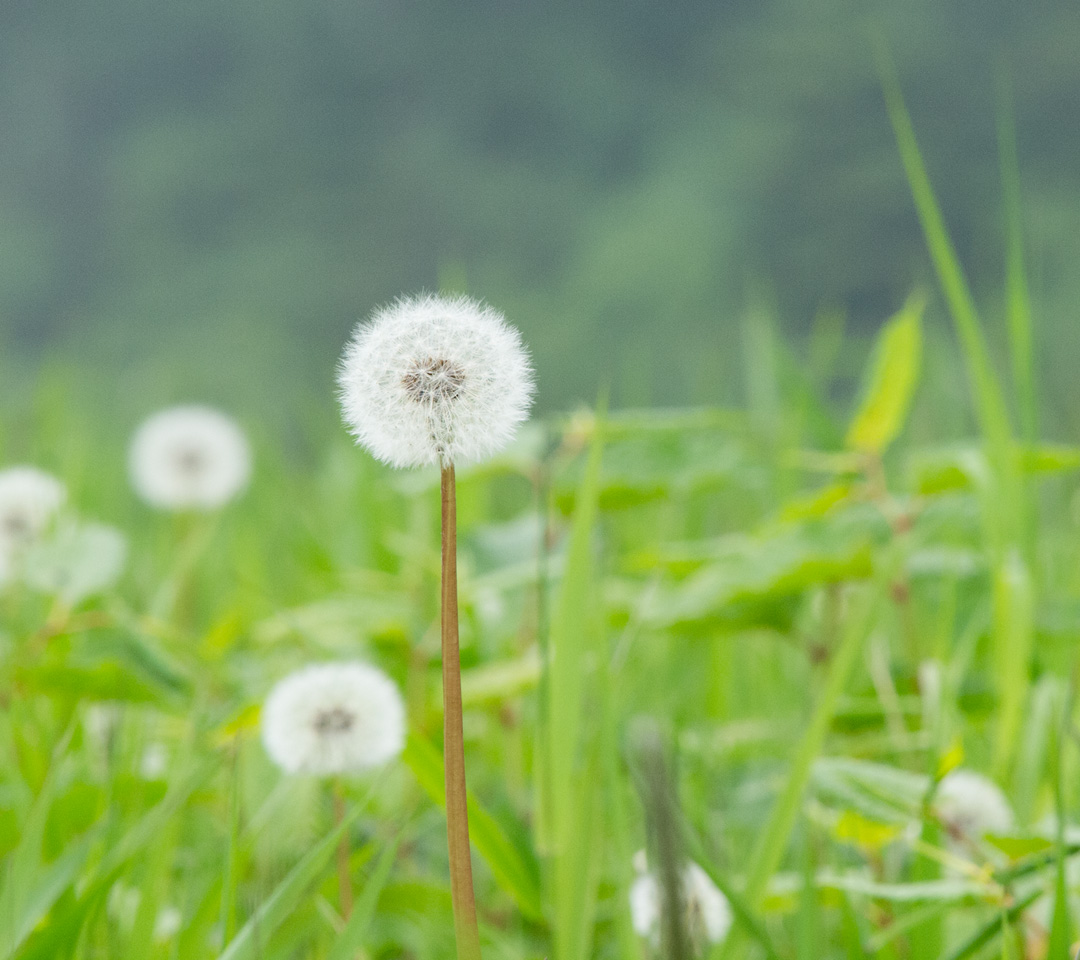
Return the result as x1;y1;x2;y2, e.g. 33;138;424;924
2;0;1079;432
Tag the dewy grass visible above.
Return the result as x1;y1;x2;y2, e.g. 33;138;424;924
337;293;535;960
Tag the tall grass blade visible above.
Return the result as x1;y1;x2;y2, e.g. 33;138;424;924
545;411;605;960
991;549;1035;779
326;833;403;960
876;40;1015;462
743;545;900;905
997;72;1038;443
877;38;1036;777
940;890;1040;960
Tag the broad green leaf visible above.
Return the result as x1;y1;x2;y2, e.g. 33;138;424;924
830;810;903;851
982;834;1052;860
638;510;884;630
846;294;924;454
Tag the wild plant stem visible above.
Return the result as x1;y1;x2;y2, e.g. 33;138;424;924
441;465;482;960
333;781;353;921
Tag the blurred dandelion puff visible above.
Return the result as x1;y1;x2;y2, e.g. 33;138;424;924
129;405;251;510
140;742;169;780
261;662;405;776
629;852;733;950
23;520;127;605
337;293;534;468
935;768;1013;841
0;466;66;583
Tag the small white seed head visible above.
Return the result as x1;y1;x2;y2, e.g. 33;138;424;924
337;293;535;469
629;853;733;950
935;769;1013;840
0;466;66;584
261;662;406;776
129;406;251;510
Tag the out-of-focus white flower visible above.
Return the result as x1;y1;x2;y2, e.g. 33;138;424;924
629;853;733;950
22;520;126;604
0;466;65;583
261;662;406;776
107;884;182;941
129;406;251;510
140;742;168;780
935;769;1013;840
153;905;182;941
338;293;534;469
84;703;122;749
107;883;142;929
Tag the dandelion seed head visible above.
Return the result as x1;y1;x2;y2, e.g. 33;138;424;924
261;662;406;776
935;769;1013;839
338;293;535;469
629;853;733;950
129;406;251;510
0;467;65;583
0;467;65;548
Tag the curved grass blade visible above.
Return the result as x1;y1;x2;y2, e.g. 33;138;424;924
940;890;1040;960
326;832;403;960
215;800;366;960
680;823;783;960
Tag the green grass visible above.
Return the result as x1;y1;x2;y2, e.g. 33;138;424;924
3;47;1080;960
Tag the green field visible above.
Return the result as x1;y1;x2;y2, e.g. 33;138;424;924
3;39;1080;960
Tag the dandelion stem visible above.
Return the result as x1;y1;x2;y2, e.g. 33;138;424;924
333;781;353;921
441;464;482;960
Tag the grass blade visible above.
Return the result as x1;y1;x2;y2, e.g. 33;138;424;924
215;800;366;960
876;39;1014;460
743;545;900;905
997;70;1037;443
402;734;542;920
940;890;1040;960
326;832;403;960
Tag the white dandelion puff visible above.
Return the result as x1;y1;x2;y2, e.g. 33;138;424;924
629;853;733;950
337;293;535;469
261;662;406;776
935;769;1013;840
22;520;127;604
129;406;251;510
0;467;66;581
140;742;169;780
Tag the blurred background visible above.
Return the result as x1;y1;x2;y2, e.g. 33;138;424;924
2;0;1079;439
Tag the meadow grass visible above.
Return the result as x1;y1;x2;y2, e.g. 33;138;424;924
3;60;1080;960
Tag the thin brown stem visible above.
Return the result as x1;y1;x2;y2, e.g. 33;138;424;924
333;781;353;921
441;464;482;960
